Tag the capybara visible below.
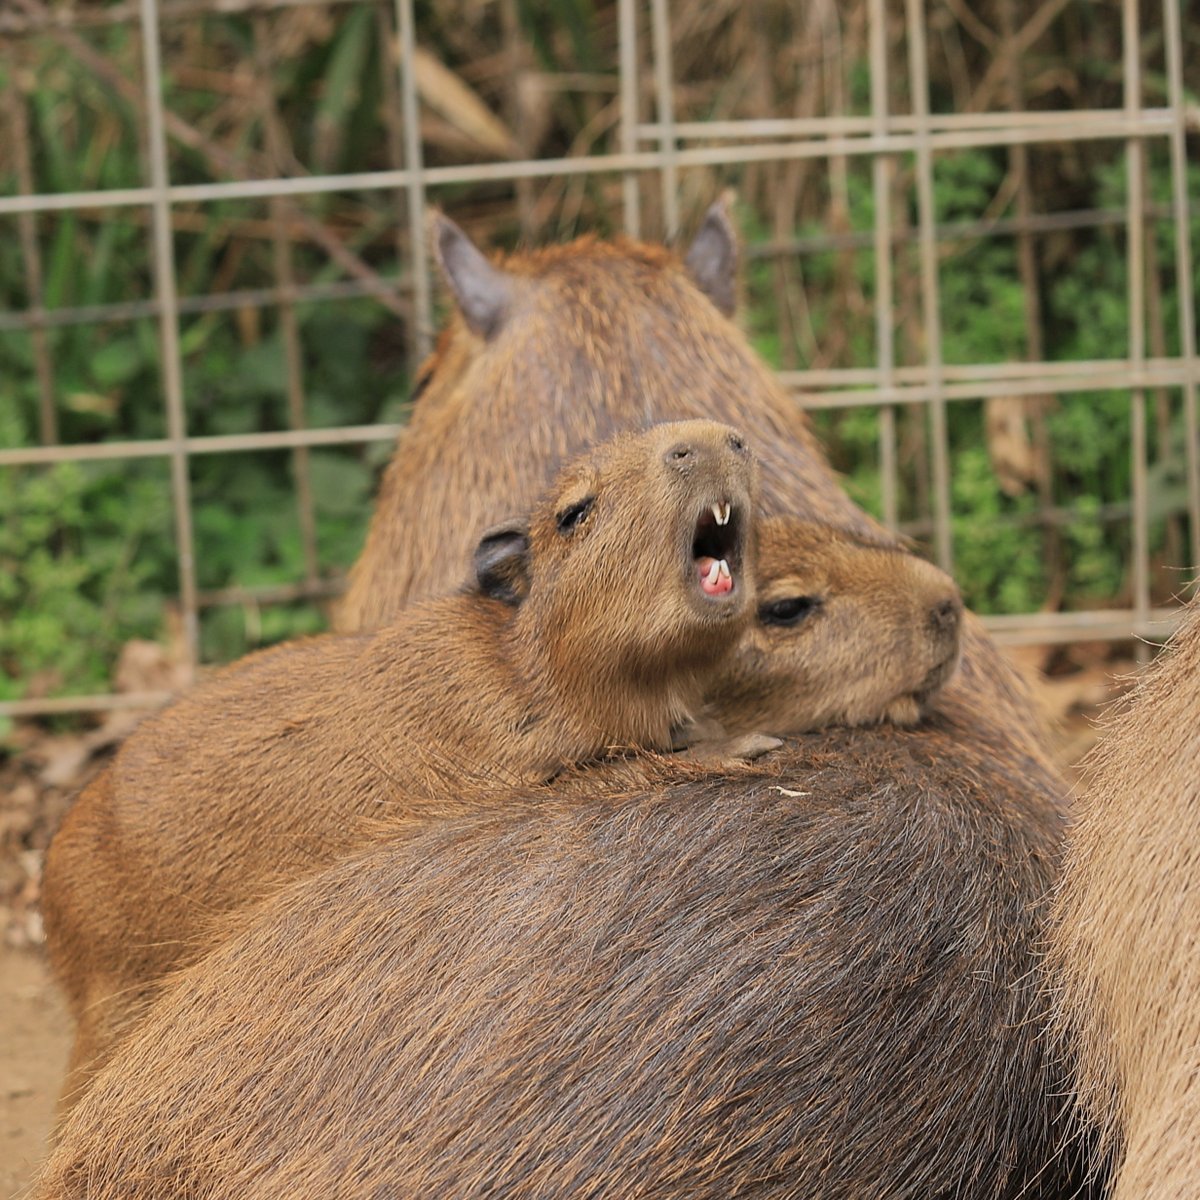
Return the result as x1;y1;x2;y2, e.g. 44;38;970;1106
43;503;966;1116
42;418;761;1107
1048;598;1200;1198
35;700;1083;1200
337;202;1053;776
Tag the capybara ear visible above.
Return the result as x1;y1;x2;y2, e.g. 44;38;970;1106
683;192;739;317
430;211;514;340
473;519;532;605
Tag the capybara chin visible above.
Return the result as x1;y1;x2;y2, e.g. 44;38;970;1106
710;518;963;736
1048;597;1200;1198
41;418;759;1114
34;715;1083;1200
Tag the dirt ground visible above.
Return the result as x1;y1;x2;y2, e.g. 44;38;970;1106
1;948;67;1200
0;637;1140;1197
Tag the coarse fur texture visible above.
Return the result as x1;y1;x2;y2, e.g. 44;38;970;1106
35;702;1084;1200
1047;597;1200;1199
42;419;760;1112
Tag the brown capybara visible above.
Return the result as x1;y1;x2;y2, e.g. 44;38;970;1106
337;202;1054;779
1048;598;1200;1198
44;508;965;1118
42;418;761;1108
34;700;1085;1200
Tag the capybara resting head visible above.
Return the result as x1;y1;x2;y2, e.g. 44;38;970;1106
1048;597;1200;1198
710;517;962;736
496;418;758;686
35;721;1085;1200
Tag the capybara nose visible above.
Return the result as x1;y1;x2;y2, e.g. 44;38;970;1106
929;595;962;640
664;429;750;472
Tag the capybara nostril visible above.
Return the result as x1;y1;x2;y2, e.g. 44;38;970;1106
930;595;962;638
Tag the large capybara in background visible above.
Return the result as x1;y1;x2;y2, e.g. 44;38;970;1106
338;202;1052;773
339;199;866;628
1048;598;1200;1198
35;692;1083;1200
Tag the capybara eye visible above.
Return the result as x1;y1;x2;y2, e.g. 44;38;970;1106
555;496;595;533
669;445;692;461
759;596;822;627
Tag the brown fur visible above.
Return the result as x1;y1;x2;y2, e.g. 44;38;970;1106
1048;598;1200;1198
42;419;760;1109
34;693;1085;1199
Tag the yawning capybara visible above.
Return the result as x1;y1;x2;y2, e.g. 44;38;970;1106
42;419;760;1109
1049;598;1200;1198
35;702;1082;1200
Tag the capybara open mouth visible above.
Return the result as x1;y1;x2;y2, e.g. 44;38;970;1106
691;501;743;600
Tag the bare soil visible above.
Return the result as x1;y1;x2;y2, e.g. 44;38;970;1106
0;638;1139;1196
1;947;67;1200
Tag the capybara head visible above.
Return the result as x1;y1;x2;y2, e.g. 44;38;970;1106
475;419;758;683
339;201;867;628
710;517;962;736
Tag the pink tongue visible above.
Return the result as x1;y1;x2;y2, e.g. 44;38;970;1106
697;556;733;596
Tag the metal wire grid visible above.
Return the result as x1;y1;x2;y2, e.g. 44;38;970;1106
0;0;1197;719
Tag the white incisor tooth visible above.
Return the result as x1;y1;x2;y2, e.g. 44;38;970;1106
705;559;722;587
720;503;730;525
718;558;731;580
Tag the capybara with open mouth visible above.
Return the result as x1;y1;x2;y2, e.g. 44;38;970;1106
42;419;760;1110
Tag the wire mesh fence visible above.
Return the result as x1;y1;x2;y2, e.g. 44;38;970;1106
1;0;1197;719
